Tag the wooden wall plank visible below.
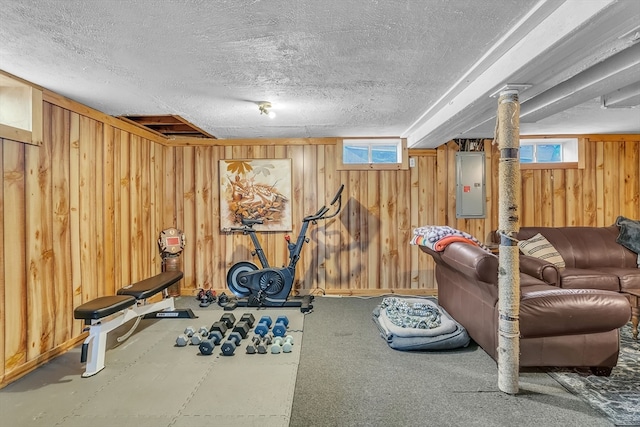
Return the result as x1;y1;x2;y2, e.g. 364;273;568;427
103;125;116;295
603;141;619;224
92;119;105;294
112;129;123;289
3;140;27;373
129;135;143;282
139;138;151;279
118;131;131;288
183;146;197;291
50;106;72;346
68;112;83;337
0;139;4;380
624;140;639;217
595;141;605;226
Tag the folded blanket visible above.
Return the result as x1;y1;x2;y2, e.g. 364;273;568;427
411;225;489;253
615;216;640;267
372;297;470;351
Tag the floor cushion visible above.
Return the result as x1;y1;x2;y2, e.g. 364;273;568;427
372;297;470;351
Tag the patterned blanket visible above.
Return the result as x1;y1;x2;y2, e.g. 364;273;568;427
411;225;490;252
616;216;640;267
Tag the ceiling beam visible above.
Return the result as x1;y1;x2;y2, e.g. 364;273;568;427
403;0;618;148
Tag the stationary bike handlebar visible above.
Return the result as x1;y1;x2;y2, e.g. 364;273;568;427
223;184;344;233
303;184;344;222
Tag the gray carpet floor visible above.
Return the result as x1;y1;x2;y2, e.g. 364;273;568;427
0;295;622;427
291;296;615;427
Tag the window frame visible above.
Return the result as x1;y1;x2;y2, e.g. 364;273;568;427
337;138;408;170
0;70;43;146
519;137;584;170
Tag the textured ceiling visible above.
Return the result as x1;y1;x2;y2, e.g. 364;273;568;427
1;0;639;148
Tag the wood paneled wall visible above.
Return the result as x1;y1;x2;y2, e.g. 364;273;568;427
1;86;638;386
172;144;441;295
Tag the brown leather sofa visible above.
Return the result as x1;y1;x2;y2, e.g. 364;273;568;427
513;226;640;292
421;242;631;374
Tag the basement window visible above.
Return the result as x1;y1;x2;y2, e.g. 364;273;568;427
338;138;408;170
519;137;581;169
0;72;42;146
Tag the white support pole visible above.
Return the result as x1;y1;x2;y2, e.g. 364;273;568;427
496;89;521;394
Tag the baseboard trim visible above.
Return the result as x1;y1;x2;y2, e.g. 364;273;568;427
0;334;87;389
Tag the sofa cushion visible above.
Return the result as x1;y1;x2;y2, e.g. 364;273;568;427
519;288;630;338
559;268;620;292
593;267;640;292
518;233;566;267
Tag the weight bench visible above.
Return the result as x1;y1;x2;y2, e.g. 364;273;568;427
73;271;190;377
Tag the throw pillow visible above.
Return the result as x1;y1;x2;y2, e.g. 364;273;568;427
518;233;566;267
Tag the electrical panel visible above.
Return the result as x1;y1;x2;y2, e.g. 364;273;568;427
456;152;486;218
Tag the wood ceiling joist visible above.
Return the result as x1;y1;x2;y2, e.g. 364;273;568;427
117;114;216;139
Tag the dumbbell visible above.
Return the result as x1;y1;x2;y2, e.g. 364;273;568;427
273;335;294;353
254;316;272;337
240;313;255;328
209;321;228;338
220;313;236;329
246;338;262;354
176;326;197;346
272;316;289;337
189;326;210;345
232;321;250;339
221;332;243;356
248;335;268;354
175;334;189;347
199;329;226;355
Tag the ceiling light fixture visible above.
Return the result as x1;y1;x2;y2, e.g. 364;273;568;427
258;101;276;118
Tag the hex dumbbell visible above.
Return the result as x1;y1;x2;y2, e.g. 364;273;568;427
209;321;228;338
254;316;272;337
189;326;210;345
176;326;197;347
271;335;293;353
190;332;205;345
240;313;256;328
272;315;289;337
175;334;189;347
220;313;236;329
273;335;294;353
232;320;250;339
221;332;243;356
199;337;217;355
199;329;227;356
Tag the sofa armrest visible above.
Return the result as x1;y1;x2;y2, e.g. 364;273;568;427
439;243;499;284
519;255;559;286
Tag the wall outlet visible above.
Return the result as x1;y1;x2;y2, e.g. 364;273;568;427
409;158;416;167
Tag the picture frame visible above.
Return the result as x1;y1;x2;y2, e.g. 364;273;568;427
219;158;292;232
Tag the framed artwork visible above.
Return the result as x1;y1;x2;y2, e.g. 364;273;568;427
219;159;292;231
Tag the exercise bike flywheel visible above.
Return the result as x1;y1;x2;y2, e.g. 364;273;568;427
226;261;258;298
258;269;286;296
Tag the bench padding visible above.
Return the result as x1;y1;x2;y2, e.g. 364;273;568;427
74;295;136;320
117;271;183;299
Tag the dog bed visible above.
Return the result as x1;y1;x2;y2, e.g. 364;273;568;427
372;297;470;351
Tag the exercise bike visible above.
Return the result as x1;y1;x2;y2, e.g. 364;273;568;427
225;184;344;312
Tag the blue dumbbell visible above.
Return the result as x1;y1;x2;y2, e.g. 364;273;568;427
254;316;272;337
272;315;289;337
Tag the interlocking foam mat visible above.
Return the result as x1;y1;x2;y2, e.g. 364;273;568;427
0;306;305;427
